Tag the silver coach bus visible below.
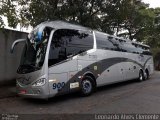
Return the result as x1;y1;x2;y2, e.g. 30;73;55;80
11;21;154;99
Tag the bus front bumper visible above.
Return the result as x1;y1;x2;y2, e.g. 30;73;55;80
16;85;49;99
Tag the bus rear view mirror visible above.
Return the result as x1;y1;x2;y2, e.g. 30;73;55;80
10;39;26;53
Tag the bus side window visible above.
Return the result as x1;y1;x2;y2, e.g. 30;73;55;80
96;33;118;51
66;31;93;57
48;29;94;67
48;30;67;66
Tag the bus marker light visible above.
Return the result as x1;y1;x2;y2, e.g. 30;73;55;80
78;76;82;79
78;76;84;79
49;79;57;83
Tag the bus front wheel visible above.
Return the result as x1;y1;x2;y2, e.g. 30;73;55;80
81;76;94;96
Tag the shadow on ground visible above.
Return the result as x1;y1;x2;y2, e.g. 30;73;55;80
22;79;139;104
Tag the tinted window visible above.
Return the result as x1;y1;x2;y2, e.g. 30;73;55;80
108;37;124;51
96;32;118;50
96;31;152;55
140;46;152;55
132;43;152;55
108;38;142;54
48;29;93;66
142;51;152;55
120;42;140;53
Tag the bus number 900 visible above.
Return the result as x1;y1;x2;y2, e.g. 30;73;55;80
53;82;65;90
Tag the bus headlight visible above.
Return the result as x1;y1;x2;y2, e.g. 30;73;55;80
32;78;46;87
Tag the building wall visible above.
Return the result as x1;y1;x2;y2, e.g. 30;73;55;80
0;29;28;84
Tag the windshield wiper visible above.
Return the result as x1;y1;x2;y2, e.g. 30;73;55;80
18;64;40;74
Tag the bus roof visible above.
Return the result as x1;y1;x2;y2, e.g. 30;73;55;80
36;20;150;48
36;20;91;31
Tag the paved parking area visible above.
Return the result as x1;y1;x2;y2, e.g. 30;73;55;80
0;71;160;119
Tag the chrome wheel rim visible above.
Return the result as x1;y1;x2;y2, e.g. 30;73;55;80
82;80;92;94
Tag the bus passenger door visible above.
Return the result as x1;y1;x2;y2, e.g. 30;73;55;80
48;59;78;96
48;72;68;96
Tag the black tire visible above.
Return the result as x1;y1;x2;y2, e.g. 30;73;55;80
144;69;149;80
138;70;144;82
80;76;95;96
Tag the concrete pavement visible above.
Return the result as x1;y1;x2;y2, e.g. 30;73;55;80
0;79;16;99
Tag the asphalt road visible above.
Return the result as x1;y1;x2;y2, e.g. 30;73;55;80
0;71;160;116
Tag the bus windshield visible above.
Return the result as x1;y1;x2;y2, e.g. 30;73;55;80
17;27;52;74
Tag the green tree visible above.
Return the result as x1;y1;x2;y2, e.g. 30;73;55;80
145;8;160;48
18;0;104;29
101;0;155;41
0;0;19;28
1;0;160;49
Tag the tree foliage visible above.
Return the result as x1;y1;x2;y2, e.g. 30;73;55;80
0;0;19;27
0;0;160;48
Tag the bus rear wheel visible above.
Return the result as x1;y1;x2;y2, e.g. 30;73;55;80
144;69;149;80
81;76;94;96
138;70;144;82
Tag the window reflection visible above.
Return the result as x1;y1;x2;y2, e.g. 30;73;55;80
48;29;93;66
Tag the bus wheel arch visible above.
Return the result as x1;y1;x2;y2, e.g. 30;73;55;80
83;73;97;88
80;73;97;96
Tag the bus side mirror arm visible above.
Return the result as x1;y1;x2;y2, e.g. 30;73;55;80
10;39;26;53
